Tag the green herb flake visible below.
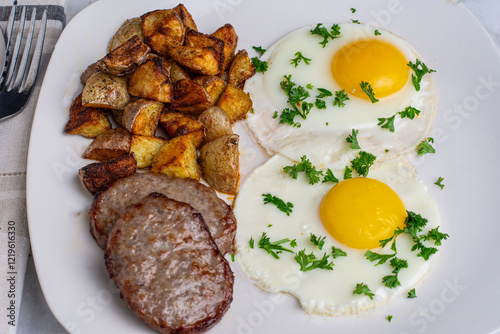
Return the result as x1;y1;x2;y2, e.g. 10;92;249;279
351;19;360;24
344;166;353;180
351;7;356;13
310;23;342;47
387;315;393;322
346;128;361;149
258;232;294;259
353;283;374;300
375;29;382;36
290;51;312;67
378;114;396;132
331;245;347;259
295;250;334;271
283;155;324;185
333;89;350;107
310;233;326;250
360;81;379;103
262;193;294;216
399;106;421;119
351;151;376;177
434;177;445;189
251;57;268;73
408;59;436;91
407;288;417;299
322;169;339;183
416;137;435;155
252;45;267;55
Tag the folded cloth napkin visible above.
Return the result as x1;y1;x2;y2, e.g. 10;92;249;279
0;1;65;333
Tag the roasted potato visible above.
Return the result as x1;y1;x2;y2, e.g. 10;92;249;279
172;3;197;31
151;135;201;180
98;35;150;76
199;134;239;194
141;9;184;55
122;99;163;136
193;75;226;106
64;94;111;138
211;24;238;72
79;154;137;194
184;28;224;73
197;106;233;143
170;78;211;115
83;128;131;161
128;57;173;103
130;135;167;168
159;111;205;147
217;84;253;122
168;60;191;82
82;72;130;110
108;17;144;52
80;62;100;85
228;49;255;88
167;45;222;76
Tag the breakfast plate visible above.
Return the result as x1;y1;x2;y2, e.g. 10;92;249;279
26;0;500;333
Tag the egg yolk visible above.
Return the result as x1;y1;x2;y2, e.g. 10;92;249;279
332;39;409;100
320;177;406;249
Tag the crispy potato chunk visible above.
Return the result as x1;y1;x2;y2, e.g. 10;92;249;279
82;72;130;110
98;35;150;76
64;94;111;138
229;49;256;88
170;78;211;115
184;28;224;73
167;45;222;76
79;154;137;194
130;135;166;168
122;99;163;136
197;106;233;143
159;111;205;147
151;135;201;180
83;128;131;161
141;9;184;55
172;4;197;31
193;75;226;106
128;57;173;103
199;134;239;194
168;60;191;82
217;84;253;122
211;24;238;72
80;62;100;85
108;17;144;52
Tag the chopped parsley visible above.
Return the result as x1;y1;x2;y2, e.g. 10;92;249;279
333;89;350;107
262;193;294;216
283;155;323;185
377;114;396;132
353;283;374;300
351;151;376;177
407;288;417;299
387;315;393;322
365;250;396;266
344;166;353;179
316;88;333;98
416;137;435;155
231;253;235;262
258;232;294;259
375;29;381;36
315;99;326;110
310;233;326;250
408;59;436;91
295;250;334;271
290;51;312;67
351;7;356;13
310;23;342;47
323;169;339;183
346;129;361;149
331;245;347;259
351;19;360;24
274;75;312;127
360;81;379;103
251;57;268;73
434;177;445;189
382;257;408;288
252;45;266;55
399;106;421;119
249;237;254;249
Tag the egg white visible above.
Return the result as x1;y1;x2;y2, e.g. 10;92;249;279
233;154;441;316
245;23;436;170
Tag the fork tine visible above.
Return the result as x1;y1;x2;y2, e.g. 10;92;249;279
0;5;18;86
22;9;47;93
3;6;26;89
10;7;37;91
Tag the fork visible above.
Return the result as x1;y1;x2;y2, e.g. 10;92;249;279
0;5;47;120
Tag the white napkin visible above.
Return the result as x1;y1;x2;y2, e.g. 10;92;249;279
0;1;65;333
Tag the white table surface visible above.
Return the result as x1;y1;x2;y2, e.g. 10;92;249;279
17;0;500;333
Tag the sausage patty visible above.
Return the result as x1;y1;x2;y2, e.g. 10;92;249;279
90;172;236;254
105;193;234;333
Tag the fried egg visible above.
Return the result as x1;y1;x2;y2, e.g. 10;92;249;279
233;155;441;316
245;23;436;169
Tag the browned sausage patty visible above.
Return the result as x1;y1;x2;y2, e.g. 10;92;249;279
90;172;236;254
105;194;233;333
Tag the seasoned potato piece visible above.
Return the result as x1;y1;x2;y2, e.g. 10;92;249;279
193;75;226;106
82;72;130;110
97;35;150;76
169;60;191;82
111;109;124;127
170;78;211;115
151;135;201;180
228;49;256;88
122;99;163;136
172;3;197;31
167;45;222;76
130;135;166;168
108;17;144;52
128;57;173;103
141;9;184;55
83;128;131;161
184;28;224;74
80;62;100;85
64;94;111;138
159;111;204;147
79;154;137;194
211;24;238;72
217;84;253;122
197;106;233;143
199;134;239;194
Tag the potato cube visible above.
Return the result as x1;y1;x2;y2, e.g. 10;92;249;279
128;57;173;103
172;4;197;31
169;60;191;82
211;24;238;72
122;99;163;136
228;49;256;88
170;78;211;115
64;94;111;138
83;128;131;161
108;17;144;52
159;111;205;147
151;135;201;180
167;44;222;76
193;75;226;106
197;106;233;143
98;35;150;76
130;135;166;168
141;9;184;55
82;72;130;110
217;84;253;122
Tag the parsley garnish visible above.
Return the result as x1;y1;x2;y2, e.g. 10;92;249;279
333;89;350;107
290;239;297;248
422;226;449;246
344;166;353;180
353;283;374;300
283;155;323;184
351;19;360;24
331;245;347;259
351;7;356;13
231;253;235;262
351;151;376;177
365;250;396;266
290;51;312;67
346;129;361;149
375;29;381;36
275;75;313;127
262;193;294;216
295;250;334;271
377;114;396;132
317;88;333;98
315;99;326;109
434;177;445;189
310;23;342;47
323;169;339;183
416;137;435;155
360;81;379;103
387;315;393;322
407;288;417;298
252;45;266;55
310;233;326;250
399;106;421;119
258;232;294;259
251;57;268;73
382;257;408;288
249;237;254;249
408;59;436;91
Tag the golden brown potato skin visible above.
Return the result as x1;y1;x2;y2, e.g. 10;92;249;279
80;62;100;85
167;45;222;76
170;78;211;115
122;99;163;136
83;128;131;161
199;134;239;194
159;111;205;147
108;17;144;52
79;154;137;194
217;84;253;122
82;72;130;110
172;3;197;31
193;75;226;106
211;24;238;72
168;60;191;82
98;35;150;76
228;49;256;88
141;9;184;55
151;135;201;180
128;57;173;103
64;94;111;138
130;135;166;168
197;106;233;144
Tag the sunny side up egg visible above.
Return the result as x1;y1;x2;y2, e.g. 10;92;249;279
233;155;441;316
245;23;436;169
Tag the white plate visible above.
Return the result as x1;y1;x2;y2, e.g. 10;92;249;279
26;0;500;333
